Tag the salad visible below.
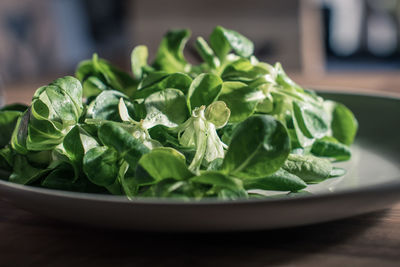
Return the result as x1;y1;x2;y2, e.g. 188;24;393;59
0;26;358;200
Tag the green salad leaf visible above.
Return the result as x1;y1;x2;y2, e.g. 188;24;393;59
153;29;191;73
222;115;290;179
0;26;358;200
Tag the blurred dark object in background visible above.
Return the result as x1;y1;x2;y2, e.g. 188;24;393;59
82;0;129;59
0;0;58;83
322;0;400;70
0;0;130;85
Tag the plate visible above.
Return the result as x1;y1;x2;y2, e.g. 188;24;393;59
0;91;399;232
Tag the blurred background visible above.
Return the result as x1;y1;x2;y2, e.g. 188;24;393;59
1;0;400;104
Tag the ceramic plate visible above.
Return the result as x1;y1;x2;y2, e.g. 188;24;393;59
0;91;399;232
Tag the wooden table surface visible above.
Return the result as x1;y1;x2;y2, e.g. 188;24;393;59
0;199;399;267
1;76;400;266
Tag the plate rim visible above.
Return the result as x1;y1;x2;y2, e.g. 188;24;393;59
1;175;400;207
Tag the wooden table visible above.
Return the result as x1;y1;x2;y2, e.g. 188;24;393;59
0;199;399;266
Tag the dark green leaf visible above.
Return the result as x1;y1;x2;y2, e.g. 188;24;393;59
210;26;254;61
91;90;138;122
48;76;83;113
149;178;201;199
33;77;83;126
0;147;13;171
282;154;332;183
0;111;21;147
81;76;109;98
292;100;329;139
63;125;99;180
311;136;351;161
153;29;191;73
98;122;150;167
217;188;248;200
144;89;189;128
118;161;138;197
244;169;307;191
218;82;263;122
83;146;119;186
221;59;269;82
148;125;180;147
187;73;223;111
42;163;106;193
222;115;290;178
138;147;193;181
134;72;192;99
24;151;52;168
137;71;169;90
11;110;29;154
26;117;64;151
332;103;358;145
75;54;137;98
195;37;220;69
9;155;49;184
191;171;243;191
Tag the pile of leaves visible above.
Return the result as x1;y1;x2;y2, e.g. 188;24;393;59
0;26;358;200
